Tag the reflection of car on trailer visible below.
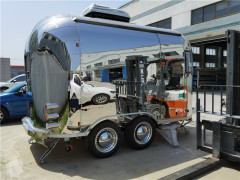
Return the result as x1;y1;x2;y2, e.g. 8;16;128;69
0;74;26;92
70;74;116;105
22;4;193;163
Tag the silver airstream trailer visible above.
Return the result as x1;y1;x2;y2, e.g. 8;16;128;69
23;4;193;163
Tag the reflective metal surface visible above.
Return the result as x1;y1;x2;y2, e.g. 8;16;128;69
45;103;59;110
24;14;190;136
134;122;152;144
75;22;160;128
95;127;118;153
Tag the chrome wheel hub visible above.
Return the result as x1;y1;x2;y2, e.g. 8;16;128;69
95;128;118;153
134;122;152;145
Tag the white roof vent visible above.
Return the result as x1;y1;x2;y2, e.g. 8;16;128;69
82;3;130;23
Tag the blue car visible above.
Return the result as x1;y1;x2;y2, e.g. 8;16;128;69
0;82;32;124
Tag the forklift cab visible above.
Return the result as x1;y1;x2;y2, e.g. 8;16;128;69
116;55;192;122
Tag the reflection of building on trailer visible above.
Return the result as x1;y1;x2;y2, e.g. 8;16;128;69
80;45;161;82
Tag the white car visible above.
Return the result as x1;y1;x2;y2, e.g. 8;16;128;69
70;74;116;105
0;74;26;92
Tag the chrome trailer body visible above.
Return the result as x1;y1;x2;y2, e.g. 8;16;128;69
23;14;192;163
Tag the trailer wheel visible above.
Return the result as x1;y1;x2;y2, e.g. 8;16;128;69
125;116;155;149
88;121;121;158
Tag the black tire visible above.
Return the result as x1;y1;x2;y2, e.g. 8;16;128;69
0;108;8;124
124;116;156;150
88;121;121;158
92;94;110;105
70;94;78;112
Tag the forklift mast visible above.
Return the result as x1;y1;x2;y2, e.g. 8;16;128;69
226;30;240;125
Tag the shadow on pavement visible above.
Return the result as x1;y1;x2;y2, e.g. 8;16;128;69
1;116;23;126
29;125;209;179
193;160;240;179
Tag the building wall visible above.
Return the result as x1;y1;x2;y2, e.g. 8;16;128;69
120;0;240;42
10;66;25;77
0;58;11;82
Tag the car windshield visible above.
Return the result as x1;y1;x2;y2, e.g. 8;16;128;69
6;74;25;82
3;82;25;93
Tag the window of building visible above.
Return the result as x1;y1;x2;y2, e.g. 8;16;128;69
108;59;120;65
203;5;215;21
229;0;240;14
192;8;203;24
205;62;216;68
206;48;216;56
223;50;227;56
193;62;200;68
216;1;228;18
94;70;101;78
94;62;102;67
149;18;172;29
192;46;200;54
86;65;91;69
192;0;240;25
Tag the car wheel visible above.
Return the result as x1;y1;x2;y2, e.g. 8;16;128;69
70;94;78;112
124;116;155;149
92;94;110;105
0;108;8;124
87;121;121;158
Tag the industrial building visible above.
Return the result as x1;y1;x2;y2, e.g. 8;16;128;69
0;58;11;82
119;0;240;86
85;0;240;85
10;66;25;77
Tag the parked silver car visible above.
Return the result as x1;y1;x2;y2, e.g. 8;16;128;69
0;74;26;92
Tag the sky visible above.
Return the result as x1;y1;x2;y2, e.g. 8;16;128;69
0;0;130;66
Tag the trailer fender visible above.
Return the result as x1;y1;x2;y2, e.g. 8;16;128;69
85;112;153;136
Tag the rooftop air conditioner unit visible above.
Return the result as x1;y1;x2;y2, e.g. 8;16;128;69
82;3;130;23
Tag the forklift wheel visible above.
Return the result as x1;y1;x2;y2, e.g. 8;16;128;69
87;121;121;158
124;116;156;149
149;104;166;120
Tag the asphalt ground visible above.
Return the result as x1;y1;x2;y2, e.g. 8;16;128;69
0;91;240;180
